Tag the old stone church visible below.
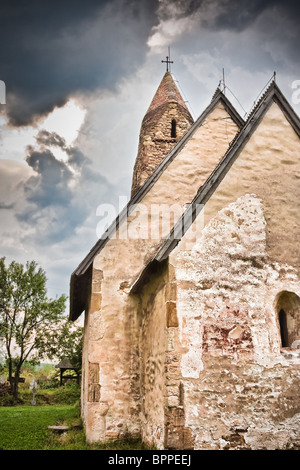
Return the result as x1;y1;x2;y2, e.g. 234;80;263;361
69;68;300;450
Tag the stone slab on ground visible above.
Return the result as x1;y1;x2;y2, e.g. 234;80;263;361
48;425;69;433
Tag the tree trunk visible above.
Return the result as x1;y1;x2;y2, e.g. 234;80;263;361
12;372;19;400
7;359;16;398
8;362;20;400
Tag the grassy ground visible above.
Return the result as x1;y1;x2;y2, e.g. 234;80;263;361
0;404;78;450
0;404;149;450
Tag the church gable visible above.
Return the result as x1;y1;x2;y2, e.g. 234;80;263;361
155;81;300;264
203;99;300;270
70;87;243;321
138;98;241;211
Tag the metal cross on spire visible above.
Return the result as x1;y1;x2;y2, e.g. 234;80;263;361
161;47;173;72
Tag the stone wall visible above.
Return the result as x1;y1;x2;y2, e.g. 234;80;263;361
170;194;300;449
81;101;240;444
136;261;195;450
131;102;193;196
203;102;300;272
80;91;300;448
164;263;195;450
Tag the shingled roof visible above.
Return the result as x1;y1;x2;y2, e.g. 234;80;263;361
146;71;189;114
69;86;244;321
138;72;194;132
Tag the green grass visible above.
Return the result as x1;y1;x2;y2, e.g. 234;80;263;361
0;404;150;450
0;404;79;450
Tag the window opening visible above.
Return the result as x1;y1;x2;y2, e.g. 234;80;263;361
171;119;177;138
275;291;300;349
278;309;288;347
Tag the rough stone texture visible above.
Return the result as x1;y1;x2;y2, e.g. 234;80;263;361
131;72;194;196
170;194;300;450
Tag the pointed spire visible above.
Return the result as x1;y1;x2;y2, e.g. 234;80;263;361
146;72;190;118
131;71;194;197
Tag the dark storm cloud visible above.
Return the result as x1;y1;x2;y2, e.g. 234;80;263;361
2;0;299;127
0;0;159;127
208;0;300;31
35;130;67;150
160;0;300;29
23;146;73;207
16;132;116;244
150;0;300;80
155;0;300;49
67;147;88;169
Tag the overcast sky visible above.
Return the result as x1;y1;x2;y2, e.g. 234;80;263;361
0;0;300;317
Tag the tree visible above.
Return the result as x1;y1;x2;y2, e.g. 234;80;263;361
51;321;83;374
0;258;81;399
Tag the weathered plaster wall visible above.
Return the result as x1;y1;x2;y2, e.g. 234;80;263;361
81;99;300;448
137;263;167;449
83;263;141;442
203;102;300;271
82;101;240;443
170;194;300;449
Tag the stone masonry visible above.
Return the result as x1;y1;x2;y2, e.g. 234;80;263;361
71;74;300;450
131;72;194;196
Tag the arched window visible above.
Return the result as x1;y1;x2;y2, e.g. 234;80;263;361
171;119;177;138
275;291;300;348
278;309;288;347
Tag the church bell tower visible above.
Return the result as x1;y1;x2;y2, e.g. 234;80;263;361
131;66;194;197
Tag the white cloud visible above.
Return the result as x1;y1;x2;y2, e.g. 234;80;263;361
147;16;194;52
40;100;86;148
